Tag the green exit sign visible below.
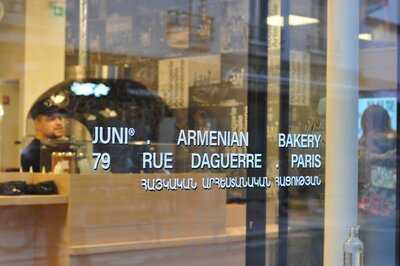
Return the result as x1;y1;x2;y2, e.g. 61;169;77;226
49;2;65;17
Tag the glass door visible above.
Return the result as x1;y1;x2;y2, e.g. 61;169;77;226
0;0;398;266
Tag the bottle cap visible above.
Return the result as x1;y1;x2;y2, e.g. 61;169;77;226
350;225;360;237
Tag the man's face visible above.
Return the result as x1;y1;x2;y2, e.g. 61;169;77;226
35;114;65;139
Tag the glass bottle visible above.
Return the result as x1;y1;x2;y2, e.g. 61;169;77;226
344;225;364;266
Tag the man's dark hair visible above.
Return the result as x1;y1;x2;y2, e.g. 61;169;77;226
361;104;392;134
30;100;67;119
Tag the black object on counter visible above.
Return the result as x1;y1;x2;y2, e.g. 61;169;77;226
0;180;58;196
29;181;58;195
0;181;28;195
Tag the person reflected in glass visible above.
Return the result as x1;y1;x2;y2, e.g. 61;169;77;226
21;102;68;172
358;104;397;266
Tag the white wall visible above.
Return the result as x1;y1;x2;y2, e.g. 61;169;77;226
22;0;65;136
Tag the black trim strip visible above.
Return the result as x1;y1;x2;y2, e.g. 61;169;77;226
396;7;400;265
277;0;290;265
245;1;268;266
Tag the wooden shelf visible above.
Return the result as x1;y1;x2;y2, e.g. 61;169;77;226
0;195;68;206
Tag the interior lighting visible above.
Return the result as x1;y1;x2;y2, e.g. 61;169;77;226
358;33;372;41
50;93;66;104
266;15;319;27
266;15;284;27
99;108;118;118
70;82;110;97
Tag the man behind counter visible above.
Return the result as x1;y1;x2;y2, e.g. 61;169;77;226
21;102;67;172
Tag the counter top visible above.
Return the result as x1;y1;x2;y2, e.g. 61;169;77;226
0;194;68;206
